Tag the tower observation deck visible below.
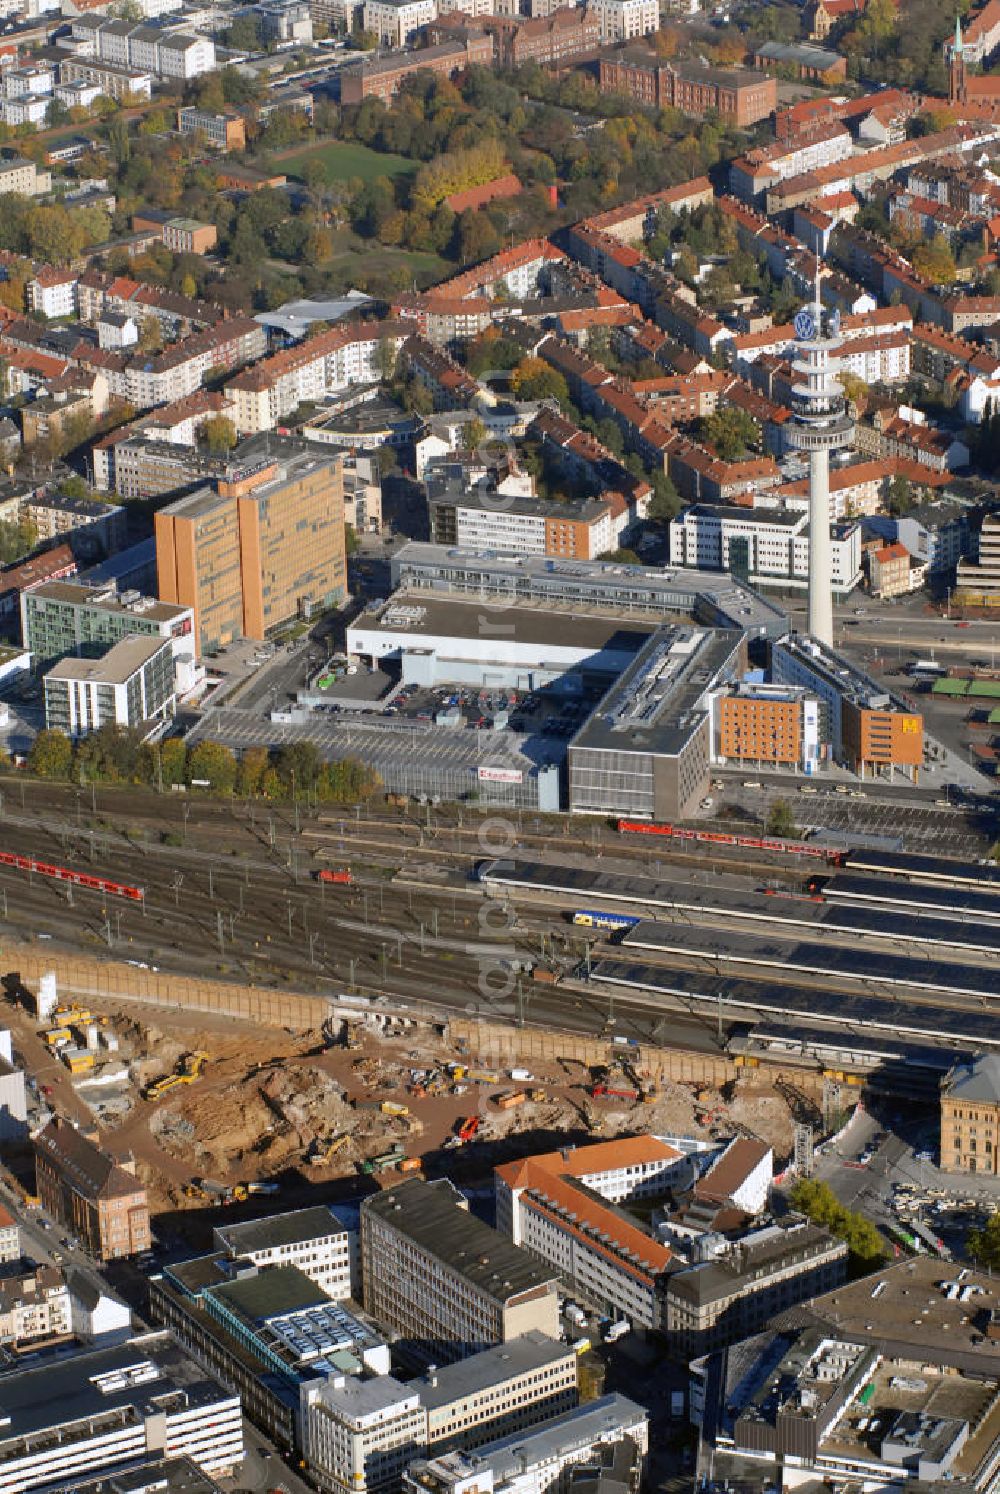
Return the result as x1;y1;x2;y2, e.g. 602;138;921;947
784;278;854;646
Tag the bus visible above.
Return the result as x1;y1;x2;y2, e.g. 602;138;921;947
909;660;947;678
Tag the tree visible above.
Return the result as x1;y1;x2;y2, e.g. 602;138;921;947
699;406;760;461
969;1211;1000;1271
788;1178;885;1267
198;414;237;455
886;473;914;515
276;740;321;795
646;470;679;524
767;798;797;837
911;235;957;286
838;371;868;407
226;13;261;50
599;547;641;563
0;517;37;565
510;357;568;404
236;745;270;797
28;729;72;780
186;739;237;794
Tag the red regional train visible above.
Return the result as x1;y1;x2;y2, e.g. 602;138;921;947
616;819;841;862
0;850;144;900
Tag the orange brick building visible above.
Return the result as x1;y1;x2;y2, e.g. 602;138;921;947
34;1119;150;1262
842;700;923;779
715;687;814;769
599;52;776;127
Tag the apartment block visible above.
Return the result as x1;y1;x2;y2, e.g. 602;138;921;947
496;1138;690;1329
362;0;437;45
0;1266;72;1350
0;1202;19;1263
0;154;51;197
0;1333;242;1492
43;636;176;737
586;0;657;42
361;1178;561;1365
226;322;408;435
57;57;152;101
70;15;216;77
21;493;126;552
34;1118;151;1262
213;1207;352;1300
155;453;346;654
940;1054;1000;1176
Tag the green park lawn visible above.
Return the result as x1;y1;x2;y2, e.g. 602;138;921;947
278;138;418;185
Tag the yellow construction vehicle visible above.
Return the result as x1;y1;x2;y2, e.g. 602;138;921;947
309;1134;350;1166
145;1051;209;1101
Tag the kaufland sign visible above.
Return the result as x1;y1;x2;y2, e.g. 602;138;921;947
478;765;523;784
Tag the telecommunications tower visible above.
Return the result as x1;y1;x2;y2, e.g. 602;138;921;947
786;267;854;646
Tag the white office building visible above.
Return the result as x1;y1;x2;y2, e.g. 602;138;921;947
585;0;658;42
301;1376;425;1494
362;0;437;43
213;1207;352;1302
0;1332;242;1494
669;503;861;596
403;1396;648;1494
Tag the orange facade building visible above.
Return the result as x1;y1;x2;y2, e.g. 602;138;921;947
156;453;346;655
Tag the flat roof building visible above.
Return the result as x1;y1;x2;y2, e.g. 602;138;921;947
771;635;923;780
212;1206;352;1301
568;626;745;821
155;453;346;655
0;1332;242;1493
390;542;789;639
22;580;194;670
402;1396;649;1494
413;1332;579;1452
43;635;176;738
361;1178;561;1367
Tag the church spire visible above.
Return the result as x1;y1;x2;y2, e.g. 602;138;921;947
954;13;963;54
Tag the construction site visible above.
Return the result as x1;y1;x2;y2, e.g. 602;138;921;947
3;962;818;1225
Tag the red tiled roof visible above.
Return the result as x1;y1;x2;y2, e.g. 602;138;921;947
444;172;521;215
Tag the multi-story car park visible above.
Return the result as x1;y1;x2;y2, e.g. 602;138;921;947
388;542;789;639
0;1332;242;1494
361;1178;561;1366
567;627;745;822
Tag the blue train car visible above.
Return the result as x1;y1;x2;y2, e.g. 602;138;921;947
572;909;641;930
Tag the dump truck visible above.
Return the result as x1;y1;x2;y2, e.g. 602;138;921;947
380;1101;409;1117
589;1083;639;1102
361;1147;406;1175
397;1156;422;1173
457;1115;480;1143
494;1089;526;1111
